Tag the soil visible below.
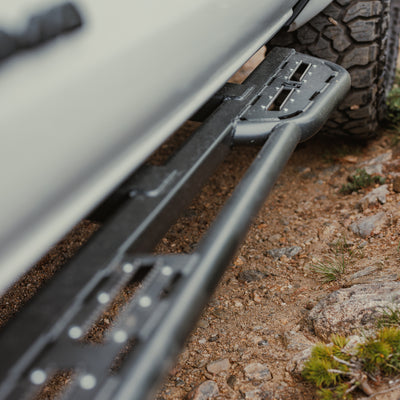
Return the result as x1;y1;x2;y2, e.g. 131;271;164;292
2;55;400;400
154;129;400;400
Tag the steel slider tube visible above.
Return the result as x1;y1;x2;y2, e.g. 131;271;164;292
113;123;302;400
195;123;302;286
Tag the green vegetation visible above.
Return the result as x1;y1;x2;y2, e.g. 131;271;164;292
303;326;400;398
311;255;346;283
330;236;357;259
340;168;385;194
311;236;359;283
377;306;400;329
302;335;354;400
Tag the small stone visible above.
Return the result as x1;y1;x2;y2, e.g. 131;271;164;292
296;166;311;175
212;309;225;319
243;389;272;400
305;301;315;310
320;165;340;179
251;335;263;344
233;300;243;308
234;256;245;266
227;375;237;389
207;358;231;374
283;331;314;351
244;363;272;381
359;185;389;210
187;380;219;400
364;164;383;175
346;265;380;285
286;346;313;374
280;254;289;263
195;359;207;369
267;246;302;259
257;340;269;347
237;270;266;283
208;334;219;342
358;240;368;248
269;234;282;243
175;377;185;386
349;211;387;237
360;152;392;175
341;155;358;163
253;292;262;303
197;319;209;329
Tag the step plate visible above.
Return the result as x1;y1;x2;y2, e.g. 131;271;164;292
234;48;350;143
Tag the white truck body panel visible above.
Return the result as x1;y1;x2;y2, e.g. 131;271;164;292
0;0;301;293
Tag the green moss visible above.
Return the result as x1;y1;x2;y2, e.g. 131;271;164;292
317;384;352;400
358;339;392;373
358;328;400;375
340;168;385;194
303;327;400;399
303;336;350;391
331;335;349;350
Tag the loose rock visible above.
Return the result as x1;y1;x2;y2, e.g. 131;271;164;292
267;246;302;259
309;282;400;340
359;185;389;210
208;334;219;342
243;389;273;400
206;358;230;374
345;265;380;285
359;152;392;175
197;319;209;329
286;346;313;374
237;270;267;283
186;380;219;400
244;363;272;381
226;375;237;389
283;331;314;352
349;211;387;237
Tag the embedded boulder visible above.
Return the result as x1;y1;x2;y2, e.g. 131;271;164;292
309;282;400;340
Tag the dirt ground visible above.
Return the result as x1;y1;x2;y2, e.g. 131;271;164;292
156;129;400;400
2;55;400;399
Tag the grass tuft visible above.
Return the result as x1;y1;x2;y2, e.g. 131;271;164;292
310;236;357;283
377;305;400;328
311;255;346;283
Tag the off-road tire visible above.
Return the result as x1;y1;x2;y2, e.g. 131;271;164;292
271;0;400;138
